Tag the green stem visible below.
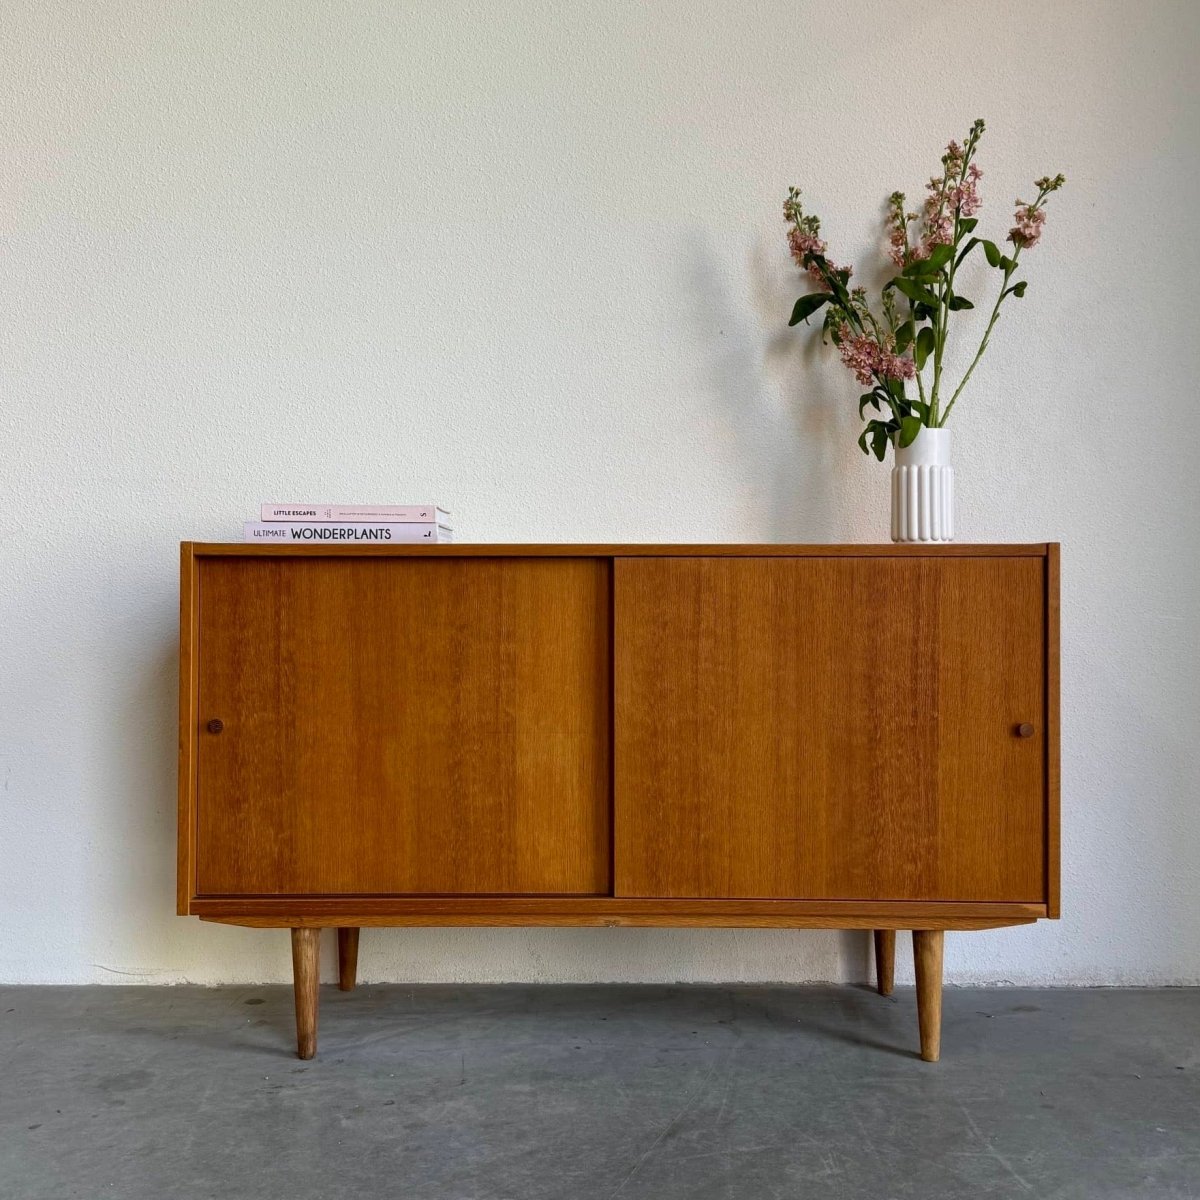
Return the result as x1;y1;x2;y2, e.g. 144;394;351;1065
934;214;963;425
911;301;927;410
877;378;901;424
926;127;985;425
939;175;1058;426
938;261;1016;427
930;271;945;424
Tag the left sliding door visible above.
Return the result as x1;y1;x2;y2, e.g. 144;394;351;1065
194;555;611;895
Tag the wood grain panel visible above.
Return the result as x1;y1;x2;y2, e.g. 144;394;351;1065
614;556;1046;902
195;556;610;895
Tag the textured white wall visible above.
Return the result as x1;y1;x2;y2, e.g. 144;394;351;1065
1;0;1197;986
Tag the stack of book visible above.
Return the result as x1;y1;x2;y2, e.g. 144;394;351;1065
244;504;454;544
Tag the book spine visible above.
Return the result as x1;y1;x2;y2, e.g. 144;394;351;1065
261;504;450;523
244;522;454;544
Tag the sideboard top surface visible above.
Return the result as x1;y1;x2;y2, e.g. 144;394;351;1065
184;542;1054;558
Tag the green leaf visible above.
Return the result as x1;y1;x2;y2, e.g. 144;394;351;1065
823;308;842;344
983;240;1002;267
788;292;833;326
914;326;936;370
1009;280;1028;298
999;254;1017;272
955;237;980;269
947;294;974;310
815;260;851;304
858;392;881;418
871;426;889;462
926;243;955;270
893;276;940;307
893;321;914;353
959;217;978;234
909;399;929;423
898;415;923;448
858;429;871;456
904;243;953;275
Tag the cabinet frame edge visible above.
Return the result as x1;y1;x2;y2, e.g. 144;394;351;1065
1045;542;1061;918
177;542;200;915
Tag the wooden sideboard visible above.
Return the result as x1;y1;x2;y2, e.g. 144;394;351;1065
178;542;1059;1061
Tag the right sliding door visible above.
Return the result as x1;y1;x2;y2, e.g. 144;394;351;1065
614;555;1047;901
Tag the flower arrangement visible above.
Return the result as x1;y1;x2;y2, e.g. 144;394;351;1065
784;119;1064;460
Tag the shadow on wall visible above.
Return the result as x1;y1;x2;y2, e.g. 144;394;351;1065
679;232;872;543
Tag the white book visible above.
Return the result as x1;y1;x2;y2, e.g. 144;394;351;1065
244;522;454;544
261;503;451;523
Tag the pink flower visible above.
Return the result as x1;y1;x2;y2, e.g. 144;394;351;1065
1009;201;1047;249
882;347;916;382
836;325;915;388
886;191;916;268
789;226;853;287
788;225;826;265
920;147;984;256
921;175;955;252
950;162;983;217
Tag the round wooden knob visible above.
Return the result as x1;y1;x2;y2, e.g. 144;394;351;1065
206;718;225;735
1016;722;1034;738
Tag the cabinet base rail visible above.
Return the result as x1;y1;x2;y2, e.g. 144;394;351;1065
285;925;953;1062
193;897;1044;928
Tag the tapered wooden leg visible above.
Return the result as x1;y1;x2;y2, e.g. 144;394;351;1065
291;927;321;1060
873;929;895;996
337;927;360;992
912;929;944;1062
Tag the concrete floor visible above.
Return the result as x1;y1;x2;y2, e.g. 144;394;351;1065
1;985;1197;1199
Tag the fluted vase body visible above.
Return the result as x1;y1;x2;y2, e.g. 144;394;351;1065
891;427;953;543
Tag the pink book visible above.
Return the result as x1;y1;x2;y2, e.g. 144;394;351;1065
261;503;451;523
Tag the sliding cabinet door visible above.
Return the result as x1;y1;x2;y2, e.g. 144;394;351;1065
195;555;611;895
614;556;1046;901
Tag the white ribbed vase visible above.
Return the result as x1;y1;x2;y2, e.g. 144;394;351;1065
890;426;953;543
